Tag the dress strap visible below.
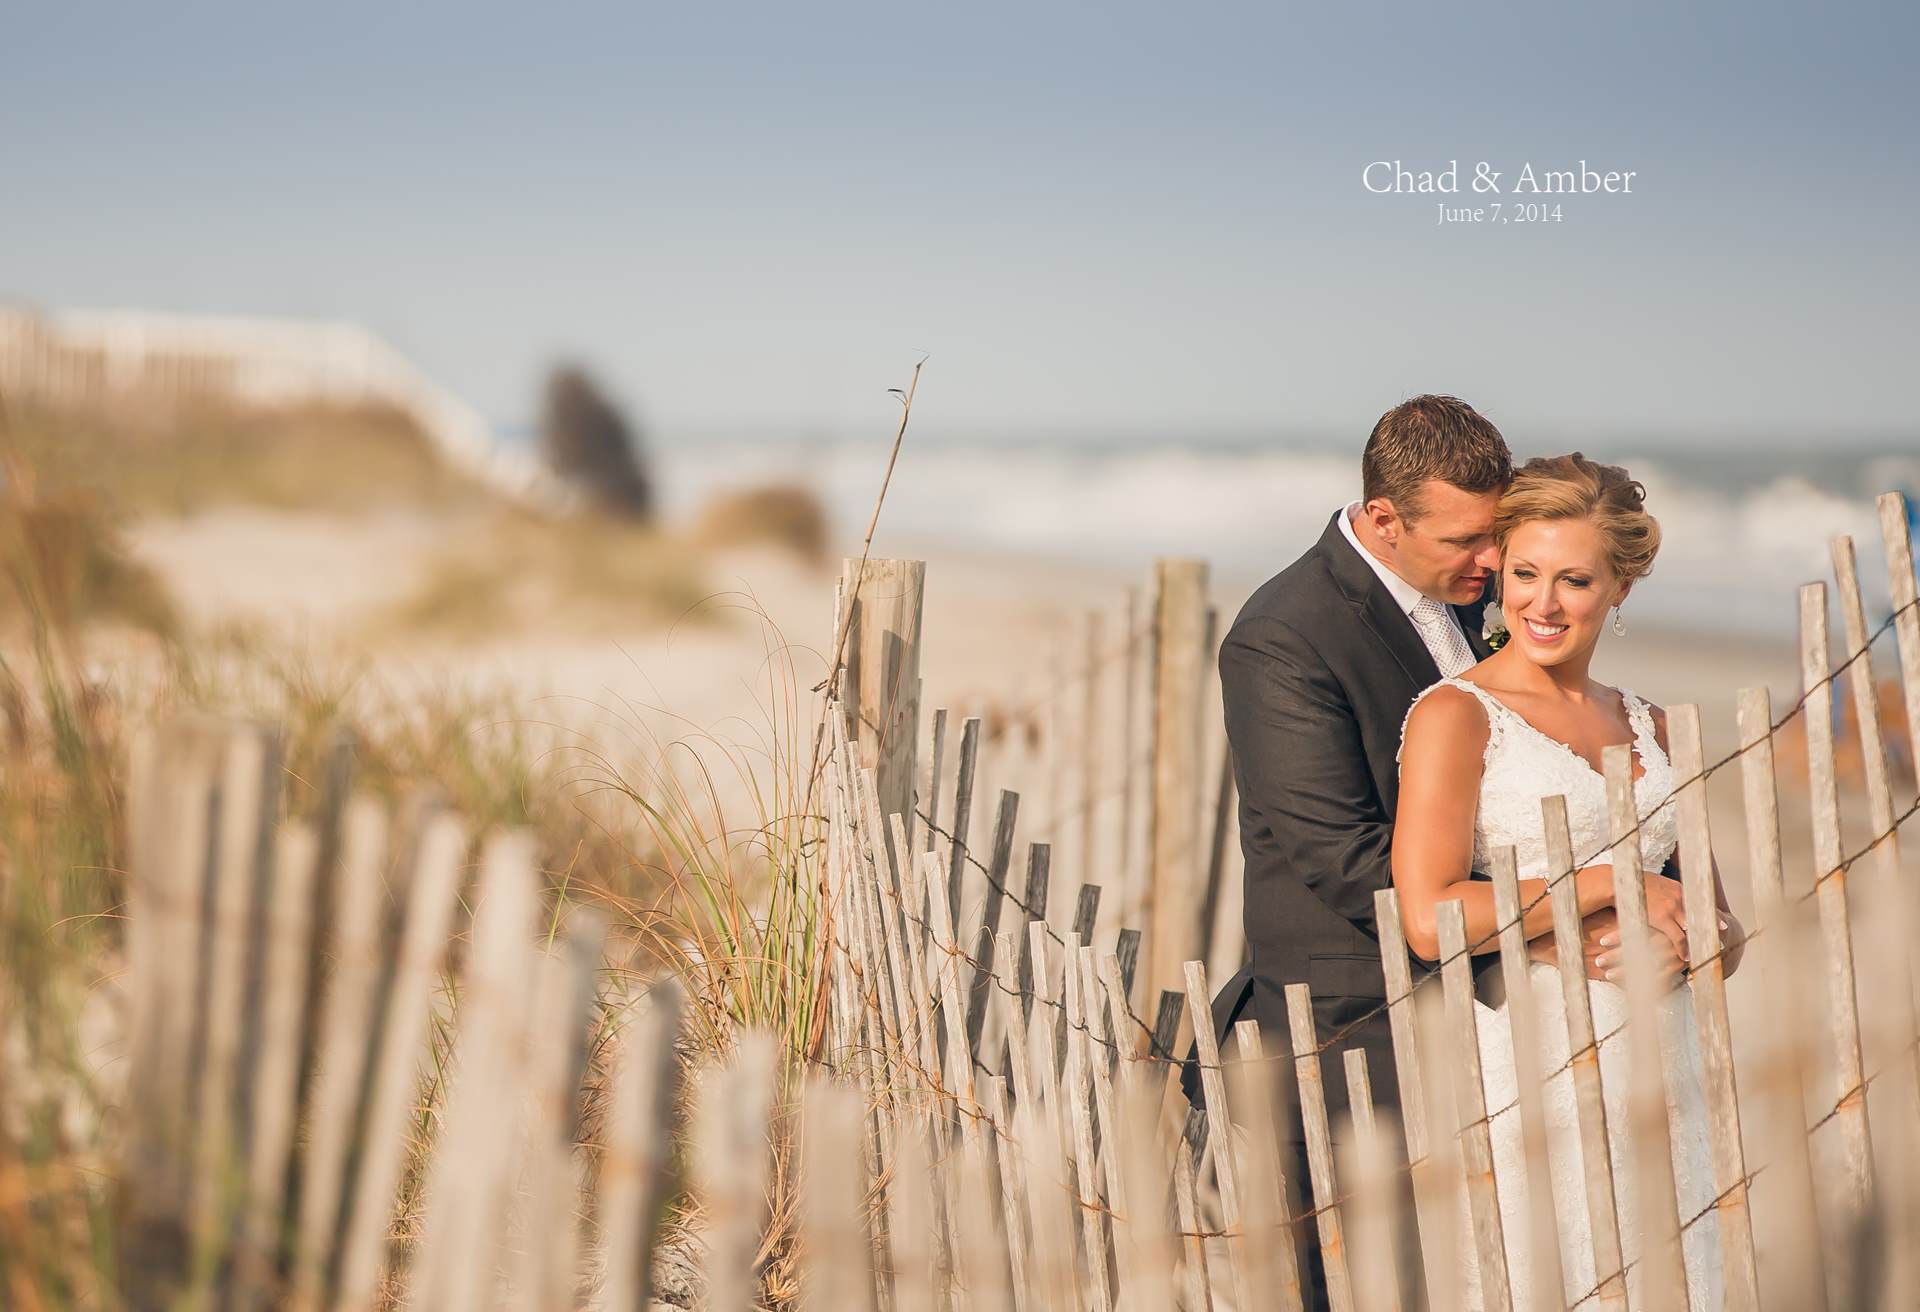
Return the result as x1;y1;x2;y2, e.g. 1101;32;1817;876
1619;689;1664;762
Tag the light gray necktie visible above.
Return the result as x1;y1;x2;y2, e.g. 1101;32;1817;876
1411;596;1476;677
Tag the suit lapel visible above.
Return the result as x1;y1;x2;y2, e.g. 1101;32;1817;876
1316;512;1442;690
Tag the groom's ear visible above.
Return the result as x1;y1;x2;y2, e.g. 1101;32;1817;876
1361;496;1402;542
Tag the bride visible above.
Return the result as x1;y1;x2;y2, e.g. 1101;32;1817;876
1392;453;1743;1309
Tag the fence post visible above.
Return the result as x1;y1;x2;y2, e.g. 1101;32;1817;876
1666;706;1762;1309
1800;581;1876;1285
838;558;926;863
1434;900;1512;1311
1147;559;1209;997
1735;687;1831;1311
1487;845;1569;1307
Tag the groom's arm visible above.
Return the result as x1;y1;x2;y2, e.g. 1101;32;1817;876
1220;615;1392;930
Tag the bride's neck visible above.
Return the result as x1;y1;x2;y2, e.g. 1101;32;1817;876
1497;645;1597;700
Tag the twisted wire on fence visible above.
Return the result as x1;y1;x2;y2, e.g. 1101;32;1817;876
895;587;1920;1078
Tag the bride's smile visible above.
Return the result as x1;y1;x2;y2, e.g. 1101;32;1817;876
1500;516;1627;666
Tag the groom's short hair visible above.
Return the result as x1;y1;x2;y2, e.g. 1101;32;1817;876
1362;395;1513;522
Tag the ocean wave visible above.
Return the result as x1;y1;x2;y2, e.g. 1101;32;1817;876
644;437;1916;636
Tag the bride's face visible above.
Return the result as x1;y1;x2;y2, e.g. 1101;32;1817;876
1500;517;1625;666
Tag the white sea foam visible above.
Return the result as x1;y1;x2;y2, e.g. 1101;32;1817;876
636;435;1918;637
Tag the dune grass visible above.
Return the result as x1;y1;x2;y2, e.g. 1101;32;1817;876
1;398;490;518
370;504;717;641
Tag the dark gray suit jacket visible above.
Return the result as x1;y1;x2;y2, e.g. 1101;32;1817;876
1181;510;1497;1125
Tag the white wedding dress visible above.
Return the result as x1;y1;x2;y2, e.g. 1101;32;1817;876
1402;678;1722;1310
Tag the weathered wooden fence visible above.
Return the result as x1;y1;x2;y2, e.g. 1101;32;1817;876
76;491;1920;1309
0;304;549;501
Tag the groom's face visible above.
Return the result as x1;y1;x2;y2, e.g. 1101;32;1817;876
1370;479;1502;605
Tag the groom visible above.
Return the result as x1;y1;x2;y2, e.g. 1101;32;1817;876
1184;394;1515;1305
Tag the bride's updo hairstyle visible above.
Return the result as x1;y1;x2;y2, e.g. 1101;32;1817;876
1493;453;1661;585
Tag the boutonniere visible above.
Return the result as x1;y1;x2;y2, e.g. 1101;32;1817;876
1482;601;1510;652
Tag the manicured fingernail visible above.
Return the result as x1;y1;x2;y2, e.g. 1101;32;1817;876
1605;969;1623;983
1595;954;1614;971
1599;934;1619;948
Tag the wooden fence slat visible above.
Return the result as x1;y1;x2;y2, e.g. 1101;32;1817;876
1374;887;1463;1312
1056;885;1102;1076
1118;587;1142;942
238;819;320;1308
1877;492;1920;808
1025;924;1071;1173
982;1076;1033;1311
926;706;949;855
1283;983;1354;1312
1062;933;1114;1312
1667;704;1761;1308
800;1075;879;1312
838;557;925;860
1487;844;1569;1310
1115;1071;1180;1311
697;1031;779;1312
597;977;687;1312
1183;960;1256;1312
889;812;945;1094
1078;948;1127;1219
1011;1084;1081;1309
287;798;390;1307
1734;687;1830;1312
997;931;1037;1118
330;812;468;1312
1115;927;1141;1003
1435;899;1512;1312
1409;967;1471;1312
888;1112;939;1312
1340;1049;1406;1312
1603;745;1687;1312
1080;608;1103;893
853;768;920;1093
968;788;1022;1058
123;718;226;1299
1800;581;1877;1270
508;910;606;1312
1540;794;1627;1312
843;765;904;1125
410;830;543;1312
1199;732;1237;993
922;848;981;1121
1226;1020;1298;1312
954;1103;1016;1312
192;721;278;1251
1148;560;1209;997
947;715;982;927
1016;842;1051;1025
1097;952;1138;1072
1173;1125;1215;1312
1832;533;1920;1303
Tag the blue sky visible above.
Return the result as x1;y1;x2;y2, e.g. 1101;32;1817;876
3;2;1915;446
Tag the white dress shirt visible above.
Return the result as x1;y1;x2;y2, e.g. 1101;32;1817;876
1337;500;1475;660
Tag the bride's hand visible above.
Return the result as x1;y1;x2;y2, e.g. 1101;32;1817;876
1632;871;1688;961
1594;928;1687;991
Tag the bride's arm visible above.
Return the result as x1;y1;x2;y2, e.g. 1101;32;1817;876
1393;687;1619;961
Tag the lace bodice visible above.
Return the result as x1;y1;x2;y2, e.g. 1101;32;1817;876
1400;677;1679;879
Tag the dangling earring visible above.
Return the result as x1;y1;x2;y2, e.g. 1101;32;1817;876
1611;606;1627;637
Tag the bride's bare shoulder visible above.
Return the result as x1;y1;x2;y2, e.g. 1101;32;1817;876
1402;682;1492;753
